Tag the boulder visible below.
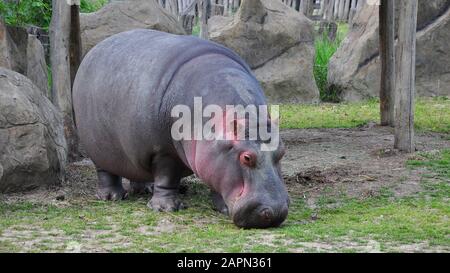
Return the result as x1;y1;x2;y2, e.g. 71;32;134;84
328;0;450;101
27;35;49;97
80;0;186;56
0;24;28;74
0;68;67;193
0;22;49;96
209;0;319;104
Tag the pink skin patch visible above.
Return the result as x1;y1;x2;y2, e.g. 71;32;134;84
190;141;248;206
185;109;270;208
190;139;198;175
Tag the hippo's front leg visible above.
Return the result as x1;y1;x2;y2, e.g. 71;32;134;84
148;156;186;212
211;191;229;216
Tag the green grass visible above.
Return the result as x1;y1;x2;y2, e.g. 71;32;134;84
407;150;450;185
314;23;349;102
279;97;450;133
1;150;449;252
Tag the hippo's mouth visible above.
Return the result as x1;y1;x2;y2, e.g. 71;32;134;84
226;179;248;215
226;179;289;229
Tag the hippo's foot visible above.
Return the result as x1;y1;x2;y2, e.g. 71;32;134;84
129;181;153;196
148;196;186;212
97;187;128;201
211;191;229;215
96;169;128;201
148;156;187;212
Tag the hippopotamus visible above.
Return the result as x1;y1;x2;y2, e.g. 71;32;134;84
73;29;289;228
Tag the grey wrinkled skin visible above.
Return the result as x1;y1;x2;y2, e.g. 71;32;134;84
73;29;289;228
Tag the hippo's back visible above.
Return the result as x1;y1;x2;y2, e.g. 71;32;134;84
73;29;253;181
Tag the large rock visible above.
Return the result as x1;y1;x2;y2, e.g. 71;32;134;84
0;68;67;192
26;35;49;97
0;22;49;96
209;0;319;103
80;0;186;56
0;24;28;74
328;1;450;101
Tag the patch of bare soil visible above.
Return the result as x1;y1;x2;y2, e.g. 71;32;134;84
281;127;450;205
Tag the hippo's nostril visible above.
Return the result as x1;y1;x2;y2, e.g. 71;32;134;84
259;207;274;222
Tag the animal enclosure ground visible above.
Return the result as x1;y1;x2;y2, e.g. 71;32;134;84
1;110;449;252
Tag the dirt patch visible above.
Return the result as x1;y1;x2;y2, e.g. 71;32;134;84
281;127;450;205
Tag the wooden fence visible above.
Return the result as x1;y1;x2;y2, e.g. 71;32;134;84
157;0;241;17
280;0;366;23
157;0;365;24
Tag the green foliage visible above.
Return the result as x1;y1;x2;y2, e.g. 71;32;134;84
0;0;51;29
80;0;108;13
314;23;349;102
0;0;107;30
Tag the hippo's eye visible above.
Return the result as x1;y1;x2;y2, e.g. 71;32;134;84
240;152;256;168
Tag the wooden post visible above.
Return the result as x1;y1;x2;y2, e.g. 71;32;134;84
338;0;345;20
394;0;418;153
334;0;340;19
199;0;209;39
224;0;229;16
318;0;325;16
325;0;335;21
349;0;357;24
70;4;82;88
232;0;240;12
343;0;351;21
295;0;301;11
50;0;80;161
300;0;308;14
356;0;365;11
379;0;395;126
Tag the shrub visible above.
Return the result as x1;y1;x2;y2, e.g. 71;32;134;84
0;0;51;29
314;23;349;102
80;0;108;13
0;0;107;30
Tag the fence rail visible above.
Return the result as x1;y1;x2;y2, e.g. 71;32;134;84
280;0;364;23
157;0;364;22
156;0;366;35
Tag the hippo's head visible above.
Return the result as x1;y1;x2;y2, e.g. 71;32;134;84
188;118;289;229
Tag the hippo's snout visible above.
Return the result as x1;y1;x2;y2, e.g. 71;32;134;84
232;201;289;229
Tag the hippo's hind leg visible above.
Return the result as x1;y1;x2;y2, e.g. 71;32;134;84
211;191;229;216
148;156;186;212
96;169;128;201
